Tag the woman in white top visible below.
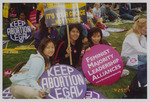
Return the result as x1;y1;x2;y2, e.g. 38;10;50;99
121;18;147;70
93;3;101;18
10;38;55;98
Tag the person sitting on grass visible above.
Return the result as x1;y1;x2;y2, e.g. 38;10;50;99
121;18;147;70
100;3;120;22
119;3;134;20
85;27;109;52
93;3;101;19
85;27;129;77
59;23;88;44
10;38;55;99
19;11;36;32
55;24;83;68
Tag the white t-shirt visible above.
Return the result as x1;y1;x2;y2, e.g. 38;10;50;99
140;35;147;49
93;7;101;17
121;33;147;66
87;12;93;19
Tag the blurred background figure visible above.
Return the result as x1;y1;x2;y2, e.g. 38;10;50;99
119;3;134;20
34;16;59;49
100;3;120;22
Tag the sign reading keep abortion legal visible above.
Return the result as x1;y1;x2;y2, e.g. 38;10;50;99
6;20;32;43
82;45;123;86
40;64;87;99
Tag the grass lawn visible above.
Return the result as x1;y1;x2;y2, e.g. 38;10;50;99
2;11;146;98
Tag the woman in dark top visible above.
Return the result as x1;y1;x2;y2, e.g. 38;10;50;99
119;3;134;20
55;24;83;67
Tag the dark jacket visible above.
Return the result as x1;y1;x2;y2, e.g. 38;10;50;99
34;28;59;49
119;4;130;15
54;41;81;67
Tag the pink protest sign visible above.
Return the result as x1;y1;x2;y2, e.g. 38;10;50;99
82;44;123;85
3;69;12;77
29;10;41;30
29;10;36;27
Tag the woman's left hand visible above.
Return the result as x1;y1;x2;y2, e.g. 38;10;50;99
85;47;91;52
39;90;46;99
55;63;59;65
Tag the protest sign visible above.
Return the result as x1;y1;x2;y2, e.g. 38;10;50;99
6;20;32;43
82;45;123;86
29;10;41;30
40;64;87;99
3;69;12;77
3;3;10;18
2;87;14;99
83;88;105;99
43;3;87;27
29;10;37;28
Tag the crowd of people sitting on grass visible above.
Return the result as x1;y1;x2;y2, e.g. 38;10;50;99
3;3;147;99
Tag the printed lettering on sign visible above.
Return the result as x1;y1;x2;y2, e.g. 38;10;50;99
82;45;123;86
44;3;87;27
40;64;87;99
83;88;105;99
2;87;15;99
6;20;32;43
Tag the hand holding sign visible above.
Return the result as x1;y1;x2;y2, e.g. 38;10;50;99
44;3;87;65
82;45;123;86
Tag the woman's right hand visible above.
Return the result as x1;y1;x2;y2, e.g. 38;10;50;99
66;46;72;55
39;90;46;98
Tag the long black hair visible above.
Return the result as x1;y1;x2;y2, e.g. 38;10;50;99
61;24;83;52
88;27;103;45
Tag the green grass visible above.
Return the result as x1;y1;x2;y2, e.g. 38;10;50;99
2;12;143;98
